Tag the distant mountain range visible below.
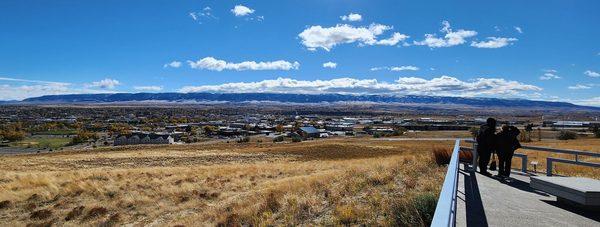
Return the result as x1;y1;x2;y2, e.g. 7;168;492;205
9;92;598;111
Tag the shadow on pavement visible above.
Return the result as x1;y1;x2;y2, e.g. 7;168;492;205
501;177;549;197
541;199;600;222
459;169;488;227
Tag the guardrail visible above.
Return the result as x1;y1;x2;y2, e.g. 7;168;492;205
464;140;600;176
431;139;461;227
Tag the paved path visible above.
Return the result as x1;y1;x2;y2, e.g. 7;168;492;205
456;167;599;227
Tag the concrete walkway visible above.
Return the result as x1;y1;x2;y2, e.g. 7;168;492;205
456;166;599;227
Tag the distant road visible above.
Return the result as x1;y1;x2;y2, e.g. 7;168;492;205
373;137;471;141
0;147;44;155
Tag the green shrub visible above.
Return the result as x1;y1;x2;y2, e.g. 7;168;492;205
413;193;438;226
373;132;382;138
291;136;302;143
272;136;284;143
557;130;577;140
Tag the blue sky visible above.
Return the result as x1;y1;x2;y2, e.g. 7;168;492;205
1;0;599;105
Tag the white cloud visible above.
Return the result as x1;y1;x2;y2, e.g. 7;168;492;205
187;57;300;71
190;7;218;24
539;73;561;80
323;62;337;69
584;70;600;78
231;5;255;17
540;70;561;80
414;21;477;48
340;13;362;22
134;86;163;92
0;77;70;86
514;26;523;33
0;84;71;100
178;76;541;97
568;84;592;90
86;78;121;89
371;66;419;71
375;32;409;46
572;97;600;107
471;37;518;48
391;66;419;71
163;61;182;68
298;23;408;51
189;12;198;21
0;77;116;100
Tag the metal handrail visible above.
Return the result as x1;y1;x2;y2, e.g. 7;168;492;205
431;139;461;227
464;139;600;175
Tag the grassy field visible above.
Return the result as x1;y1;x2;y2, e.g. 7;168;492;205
0;138;450;226
10;137;72;150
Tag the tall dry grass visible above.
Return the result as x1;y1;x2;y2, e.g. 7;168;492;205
0;138;449;226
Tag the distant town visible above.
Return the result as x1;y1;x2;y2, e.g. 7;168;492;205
1;105;599;153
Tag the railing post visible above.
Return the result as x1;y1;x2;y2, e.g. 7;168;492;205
547;158;553;176
471;142;478;172
521;156;527;173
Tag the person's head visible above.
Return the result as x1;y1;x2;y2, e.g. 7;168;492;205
501;124;509;132
486;118;497;127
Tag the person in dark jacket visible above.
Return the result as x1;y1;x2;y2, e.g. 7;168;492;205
496;125;521;179
476;118;497;176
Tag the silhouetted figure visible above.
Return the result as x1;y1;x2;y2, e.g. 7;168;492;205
476;118;497;176
496;125;521;179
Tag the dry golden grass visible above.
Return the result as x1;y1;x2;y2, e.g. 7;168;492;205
514;138;600;178
0;138;450;226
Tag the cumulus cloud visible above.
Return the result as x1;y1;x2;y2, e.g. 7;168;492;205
414;21;477;48
298;23;408;51
376;32;409;46
584;70;600;78
134;86;163;91
86;78;121;89
178;76;541;97
514;26;523;33
163;61;182;68
187;57;300;71
323;62;337;69
231;5;255;17
340;13;362;22
471;37;518;48
568;84;592;90
371;66;419;71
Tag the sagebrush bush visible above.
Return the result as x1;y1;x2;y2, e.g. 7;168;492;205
413;193;438;226
557;130;577;140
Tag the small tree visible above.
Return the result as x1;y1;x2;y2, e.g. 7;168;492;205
592;126;600;138
71;130;98;145
203;125;217;136
275;124;284;133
